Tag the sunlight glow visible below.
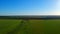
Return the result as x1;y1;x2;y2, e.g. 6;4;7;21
50;11;60;15
56;0;60;9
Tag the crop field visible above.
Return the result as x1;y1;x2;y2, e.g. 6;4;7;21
0;19;60;34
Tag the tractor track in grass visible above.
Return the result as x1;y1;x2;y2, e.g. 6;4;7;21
7;20;31;34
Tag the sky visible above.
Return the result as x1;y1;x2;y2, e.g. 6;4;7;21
0;0;60;15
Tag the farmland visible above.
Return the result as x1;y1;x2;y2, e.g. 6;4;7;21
0;19;60;34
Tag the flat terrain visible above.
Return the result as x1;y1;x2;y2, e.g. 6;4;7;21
0;19;60;34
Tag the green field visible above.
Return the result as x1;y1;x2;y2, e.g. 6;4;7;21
0;19;60;34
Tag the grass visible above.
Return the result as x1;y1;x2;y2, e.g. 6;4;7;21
0;19;21;34
0;19;60;34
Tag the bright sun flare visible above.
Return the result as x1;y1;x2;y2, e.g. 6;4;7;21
52;0;60;15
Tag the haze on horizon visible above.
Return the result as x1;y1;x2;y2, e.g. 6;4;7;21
0;0;60;16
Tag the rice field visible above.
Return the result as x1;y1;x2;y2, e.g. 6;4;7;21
0;19;60;34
